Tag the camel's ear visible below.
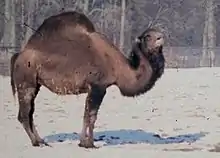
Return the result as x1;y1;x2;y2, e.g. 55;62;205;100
135;37;141;43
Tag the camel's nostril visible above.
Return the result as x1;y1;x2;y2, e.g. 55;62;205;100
28;62;30;67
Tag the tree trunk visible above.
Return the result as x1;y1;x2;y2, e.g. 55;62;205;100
77;0;84;11
14;0;25;49
83;0;89;14
207;0;216;67
0;1;5;43
119;0;126;51
113;0;117;45
201;0;216;67
25;0;35;43
201;16;208;67
20;0;25;47
3;0;15;48
100;2;104;32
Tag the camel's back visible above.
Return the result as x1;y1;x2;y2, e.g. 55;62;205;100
22;11;126;69
29;11;95;42
23;11;127;65
22;11;98;68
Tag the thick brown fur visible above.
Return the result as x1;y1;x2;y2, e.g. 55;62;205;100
10;11;165;148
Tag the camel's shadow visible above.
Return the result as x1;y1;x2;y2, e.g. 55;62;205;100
44;129;207;146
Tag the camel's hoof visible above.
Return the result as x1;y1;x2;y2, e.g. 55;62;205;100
78;141;98;149
32;139;52;148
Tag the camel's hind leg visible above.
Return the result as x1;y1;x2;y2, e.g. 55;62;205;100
17;83;49;147
79;85;106;148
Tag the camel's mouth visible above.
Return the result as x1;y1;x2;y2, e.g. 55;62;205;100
140;45;163;60
147;45;163;54
139;40;164;56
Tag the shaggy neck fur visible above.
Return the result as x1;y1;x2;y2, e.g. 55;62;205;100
119;42;165;97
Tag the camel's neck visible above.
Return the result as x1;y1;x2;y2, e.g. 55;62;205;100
116;45;165;97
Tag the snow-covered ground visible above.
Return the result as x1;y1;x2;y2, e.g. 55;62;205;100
1;68;220;158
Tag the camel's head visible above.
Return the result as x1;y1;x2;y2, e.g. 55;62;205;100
136;28;164;55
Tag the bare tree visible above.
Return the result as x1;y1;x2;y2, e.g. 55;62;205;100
201;0;216;67
119;0;126;51
206;0;216;67
2;0;15;47
24;0;36;43
83;0;89;14
113;0;118;45
0;1;5;42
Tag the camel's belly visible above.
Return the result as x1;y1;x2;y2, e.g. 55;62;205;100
42;78;88;95
38;71;89;95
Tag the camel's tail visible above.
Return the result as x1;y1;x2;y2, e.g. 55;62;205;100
10;53;19;99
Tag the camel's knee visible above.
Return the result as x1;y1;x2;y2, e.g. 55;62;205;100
17;112;27;123
17;107;30;124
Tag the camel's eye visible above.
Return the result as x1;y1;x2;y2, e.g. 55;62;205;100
143;34;151;41
145;34;151;38
157;37;161;40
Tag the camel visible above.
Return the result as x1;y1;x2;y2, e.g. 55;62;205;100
10;11;165;148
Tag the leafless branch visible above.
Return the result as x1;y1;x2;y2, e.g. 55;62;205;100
88;8;102;16
148;5;168;28
23;23;42;36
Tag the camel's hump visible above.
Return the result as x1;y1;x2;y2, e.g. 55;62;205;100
29;11;95;41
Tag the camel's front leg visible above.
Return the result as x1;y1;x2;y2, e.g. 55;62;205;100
79;85;106;148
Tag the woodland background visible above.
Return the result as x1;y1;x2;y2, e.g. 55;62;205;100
0;0;220;75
